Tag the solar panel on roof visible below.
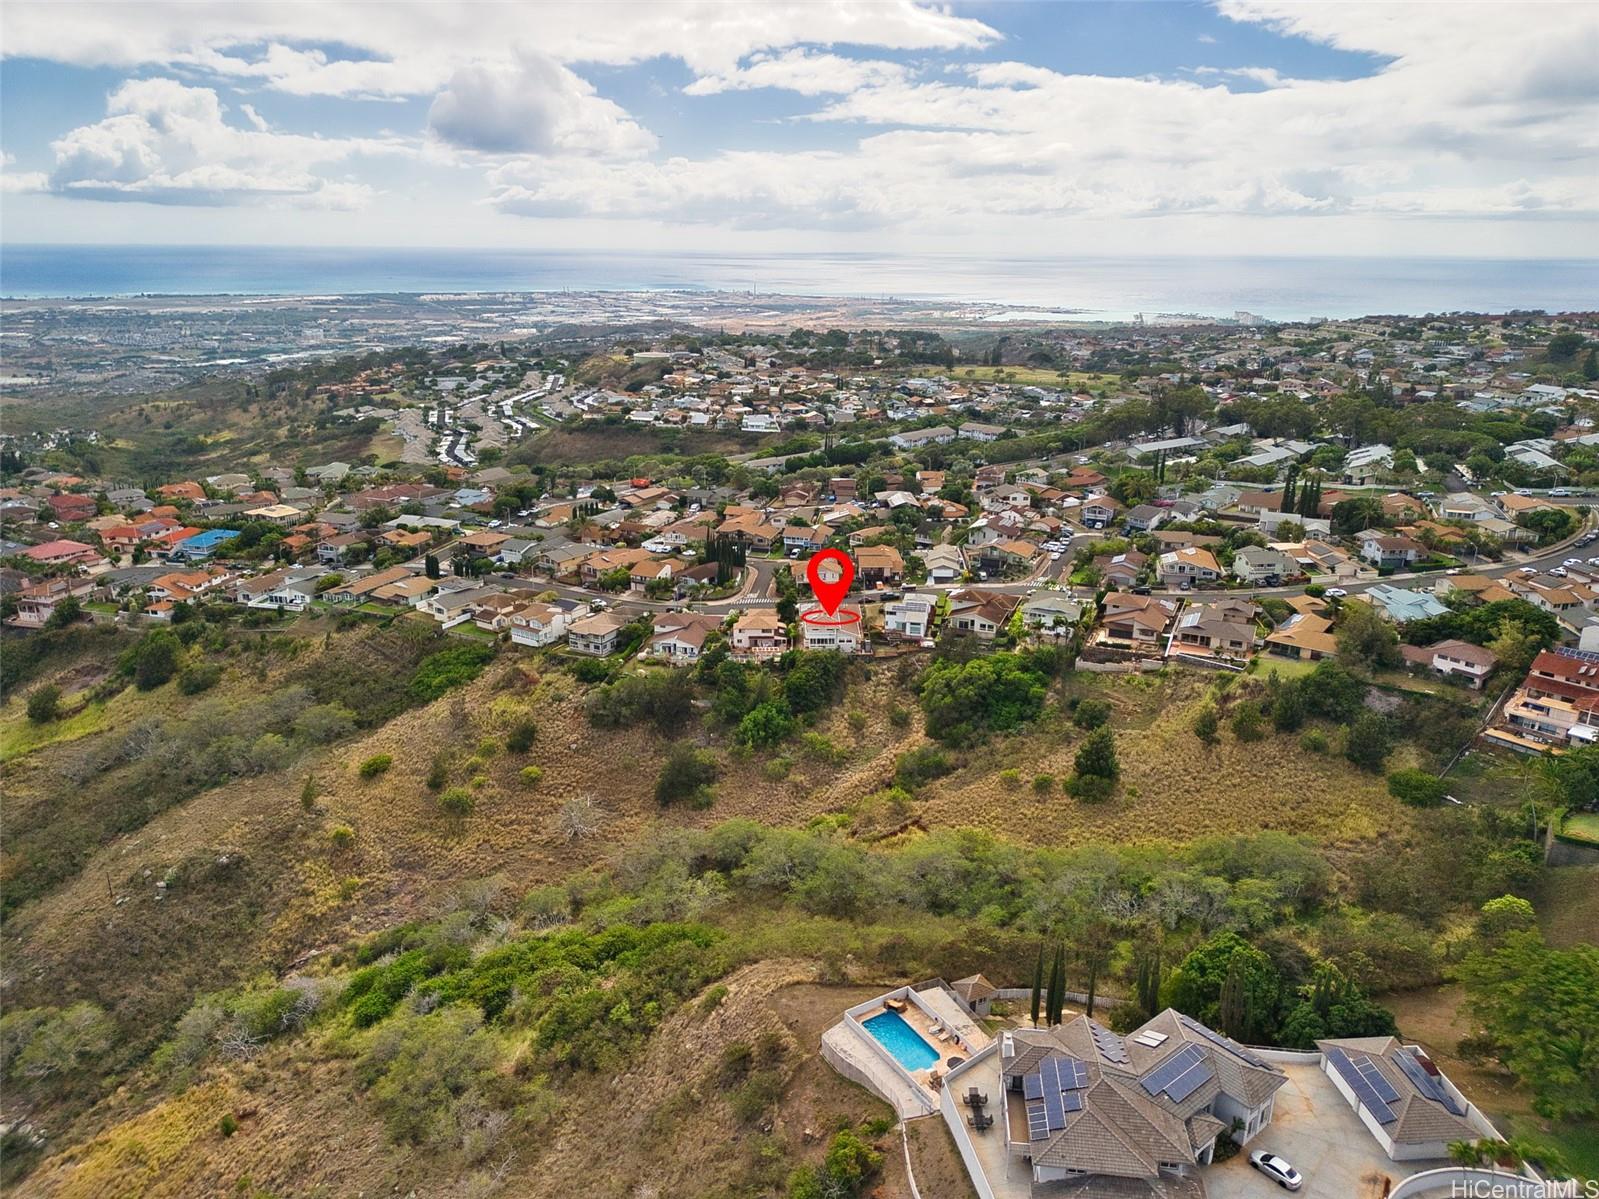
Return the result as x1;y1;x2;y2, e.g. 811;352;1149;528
1165;1060;1215;1103
1355;1056;1401;1103
1326;1047;1398;1124
1027;1102;1050;1141
1140;1043;1207;1097
1175;1013;1272;1069
1090;1022;1129;1064
1059;1057;1089;1090
1023;1073;1043;1101
1042;1085;1065;1130
1394;1050;1465;1115
1061;1090;1083;1113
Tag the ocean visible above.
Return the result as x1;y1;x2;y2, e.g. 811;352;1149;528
2;245;1595;322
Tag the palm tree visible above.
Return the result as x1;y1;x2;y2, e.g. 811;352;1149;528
1447;1139;1486;1167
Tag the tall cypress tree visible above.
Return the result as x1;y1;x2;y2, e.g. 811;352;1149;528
1136;943;1162;1018
1047;942;1067;1026
1030;943;1045;1028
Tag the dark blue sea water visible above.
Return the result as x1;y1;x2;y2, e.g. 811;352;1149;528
2;245;1595;322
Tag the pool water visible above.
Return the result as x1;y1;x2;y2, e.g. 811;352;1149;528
862;1009;941;1072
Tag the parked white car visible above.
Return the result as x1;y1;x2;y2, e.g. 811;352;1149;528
1550;567;1568;577
1324;587;1347;598
1249;1150;1303;1191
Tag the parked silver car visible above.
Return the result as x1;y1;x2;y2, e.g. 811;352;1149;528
1249;1150;1303;1191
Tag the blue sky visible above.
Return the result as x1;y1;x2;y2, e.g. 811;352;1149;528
1;1;1595;257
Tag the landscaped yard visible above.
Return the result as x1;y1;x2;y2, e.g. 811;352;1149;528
1560;810;1599;845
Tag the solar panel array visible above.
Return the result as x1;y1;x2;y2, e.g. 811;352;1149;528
1025;1054;1090;1141
1326;1047;1398;1124
1394;1050;1465;1116
1089;1021;1129;1064
1139;1042;1214;1103
1175;1013;1273;1069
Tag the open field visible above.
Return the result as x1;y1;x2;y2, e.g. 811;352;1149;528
1559;810;1599;845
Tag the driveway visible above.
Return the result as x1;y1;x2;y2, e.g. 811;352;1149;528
1204;1062;1435;1199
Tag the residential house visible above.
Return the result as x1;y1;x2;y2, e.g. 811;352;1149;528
1342;443;1395;483
1171;599;1260;660
628;557;677;594
856;544;905;586
320;565;415;604
317;532;369;564
798;602;866;652
1122;503;1167;533
420;585;503;628
945;588;1019;639
1359;532;1426;570
1158;546;1222;589
1020;592;1083;634
977;539;1040;575
730;608;790;660
920;544;965;584
21;539;101;567
1099;592;1177;648
1093;550;1148;589
646;612;721;662
46;493;97;523
567;611;629;656
6;576;95;628
1400;640;1497;689
994;1009;1287;1189
1079;495;1123;529
166;528;239;562
882;593;937;640
469;592;526;632
1317;1038;1484;1162
1266;613;1343;661
888;425;956;450
1232;545;1297;585
234;567;324;611
1363;585;1448;623
508;601;579;648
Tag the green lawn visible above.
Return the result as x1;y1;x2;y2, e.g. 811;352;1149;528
0;699;112;763
1502;1112;1599;1182
1560;810;1599;846
1248;655;1317;680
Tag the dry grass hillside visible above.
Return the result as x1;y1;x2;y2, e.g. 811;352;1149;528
14;961;959;1199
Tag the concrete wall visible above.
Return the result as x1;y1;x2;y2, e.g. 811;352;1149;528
1388;1168;1546;1198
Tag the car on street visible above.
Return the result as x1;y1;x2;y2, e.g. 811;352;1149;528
1551;567;1568;577
1565;558;1581;566
1249;1150;1303;1191
1520;566;1540;574
1324;587;1347;598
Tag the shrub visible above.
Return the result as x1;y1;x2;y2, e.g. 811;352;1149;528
219;1114;238;1138
847;710;867;732
293;702;356;743
763;757;792;781
1032;773;1056;794
1299;729;1329;753
999;767;1022;789
519;765;544;788
699;985;729;1015
1105;1000;1150;1034
132;631;181;690
328;824;355;850
358;753;393;779
894;745;953;790
737;702;795;749
1074;726;1119;780
408;643;494;703
656;744;719;807
300;775;318;811
1388;768;1449;807
505;719;537;753
177;660;223;695
1068;773;1115;802
1345;711;1392;773
1193;705;1219;746
1230;703;1264;742
438;787;475;816
887;706;911;729
426;754;449;791
25;685;60;724
1073;698;1111;730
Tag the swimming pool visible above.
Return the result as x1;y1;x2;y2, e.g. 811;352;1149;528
861;1009;941;1072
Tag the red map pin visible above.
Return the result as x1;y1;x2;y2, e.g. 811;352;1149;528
806;548;855;616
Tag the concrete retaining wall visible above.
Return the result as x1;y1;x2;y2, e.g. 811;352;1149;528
1389;1168;1546;1198
938;1045;999;1199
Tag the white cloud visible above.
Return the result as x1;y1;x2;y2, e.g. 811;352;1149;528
0;1;998;91
42;78;407;206
684;50;905;97
427;55;655;157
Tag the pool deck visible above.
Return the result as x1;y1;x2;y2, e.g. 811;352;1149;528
821;984;993;1120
